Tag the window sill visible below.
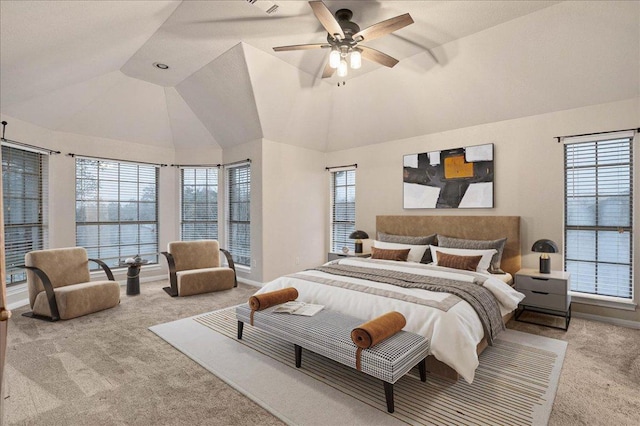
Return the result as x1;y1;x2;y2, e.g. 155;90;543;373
569;292;637;311
235;264;251;274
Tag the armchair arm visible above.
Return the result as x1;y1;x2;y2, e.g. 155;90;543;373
88;258;115;281
219;248;238;288
22;265;60;321
160;252;179;296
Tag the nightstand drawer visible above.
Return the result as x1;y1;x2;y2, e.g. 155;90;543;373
516;274;568;295
520;289;570;311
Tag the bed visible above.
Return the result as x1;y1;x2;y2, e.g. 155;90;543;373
255;215;524;383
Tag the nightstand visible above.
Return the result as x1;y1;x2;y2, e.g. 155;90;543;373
327;252;371;262
515;268;571;330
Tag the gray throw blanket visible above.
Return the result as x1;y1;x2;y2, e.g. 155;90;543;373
312;263;505;345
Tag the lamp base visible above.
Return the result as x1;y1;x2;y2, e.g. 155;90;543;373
355;241;363;254
539;257;551;274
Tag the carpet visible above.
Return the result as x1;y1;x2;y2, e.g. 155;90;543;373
150;307;567;426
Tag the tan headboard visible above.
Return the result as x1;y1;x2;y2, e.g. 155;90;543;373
376;216;521;276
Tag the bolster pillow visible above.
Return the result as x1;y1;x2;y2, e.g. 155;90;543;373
351;311;407;349
249;288;299;311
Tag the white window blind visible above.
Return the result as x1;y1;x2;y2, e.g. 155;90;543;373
564;131;634;298
2;145;48;285
330;169;356;253
181;167;218;241
226;163;250;266
75;158;159;268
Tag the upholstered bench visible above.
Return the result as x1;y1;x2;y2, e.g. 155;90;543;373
235;304;430;413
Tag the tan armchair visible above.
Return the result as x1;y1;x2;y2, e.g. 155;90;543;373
23;247;120;321
161;240;237;297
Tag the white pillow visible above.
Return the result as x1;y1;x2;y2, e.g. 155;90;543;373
430;245;497;273
372;240;428;263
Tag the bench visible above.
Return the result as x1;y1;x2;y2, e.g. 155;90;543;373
235;303;430;413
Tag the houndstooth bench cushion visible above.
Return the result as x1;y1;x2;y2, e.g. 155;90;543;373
235;303;429;384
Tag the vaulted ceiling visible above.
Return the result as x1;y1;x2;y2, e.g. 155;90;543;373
1;1;638;152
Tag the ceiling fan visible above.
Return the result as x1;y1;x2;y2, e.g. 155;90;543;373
273;1;414;78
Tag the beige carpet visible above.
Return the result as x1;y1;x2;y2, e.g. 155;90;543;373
151;307;567;425
3;279;640;425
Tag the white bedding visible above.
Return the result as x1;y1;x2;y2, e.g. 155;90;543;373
255;258;524;383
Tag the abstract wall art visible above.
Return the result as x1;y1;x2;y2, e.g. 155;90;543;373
403;143;494;209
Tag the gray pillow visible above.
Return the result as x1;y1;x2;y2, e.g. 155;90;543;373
436;235;507;274
377;232;437;263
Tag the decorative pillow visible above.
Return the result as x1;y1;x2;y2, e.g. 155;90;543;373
436;235;507;273
372;240;429;263
436;252;483;272
371;247;411;261
430;245;497;273
377;232;437;263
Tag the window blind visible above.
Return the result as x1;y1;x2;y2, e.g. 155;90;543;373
564;131;634;298
330;169;356;253
75;158;159;268
2;145;48;285
227;163;251;266
181;167;218;241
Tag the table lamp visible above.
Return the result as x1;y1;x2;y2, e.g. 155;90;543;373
349;230;369;254
531;239;558;274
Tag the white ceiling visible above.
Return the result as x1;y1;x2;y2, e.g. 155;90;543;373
1;0;638;152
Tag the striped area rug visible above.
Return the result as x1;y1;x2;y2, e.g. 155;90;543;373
193;307;564;426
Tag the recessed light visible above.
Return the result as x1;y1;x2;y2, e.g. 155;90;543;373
153;62;169;70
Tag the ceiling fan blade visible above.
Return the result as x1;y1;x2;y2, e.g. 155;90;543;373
309;1;344;39
359;46;399;68
273;43;329;52
353;13;414;42
322;62;336;78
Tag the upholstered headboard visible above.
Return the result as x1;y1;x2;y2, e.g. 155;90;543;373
376;215;521;276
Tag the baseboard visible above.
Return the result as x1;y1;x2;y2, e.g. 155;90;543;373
573;311;640;330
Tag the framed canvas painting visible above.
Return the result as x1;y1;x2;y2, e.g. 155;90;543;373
403;143;494;209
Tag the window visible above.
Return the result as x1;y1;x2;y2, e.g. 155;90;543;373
75;158;159;268
330;169;356;253
226;163;250;266
2;145;47;285
181;167;218;241
564;131;634;299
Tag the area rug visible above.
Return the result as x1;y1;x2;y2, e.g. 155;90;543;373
150;307;567;426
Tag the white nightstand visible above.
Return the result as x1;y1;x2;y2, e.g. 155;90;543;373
327;252;371;262
515;268;571;330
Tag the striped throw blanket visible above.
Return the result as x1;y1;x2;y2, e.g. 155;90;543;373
312;263;505;345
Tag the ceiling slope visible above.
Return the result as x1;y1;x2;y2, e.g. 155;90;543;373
241;44;332;152
164;87;221;150
176;43;263;148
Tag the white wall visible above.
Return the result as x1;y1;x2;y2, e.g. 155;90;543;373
325;97;640;323
261;139;327;282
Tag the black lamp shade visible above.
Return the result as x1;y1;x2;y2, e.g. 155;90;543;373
531;239;558;273
349;230;369;253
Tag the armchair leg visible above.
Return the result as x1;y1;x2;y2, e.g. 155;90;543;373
22;311;59;322
162;286;179;297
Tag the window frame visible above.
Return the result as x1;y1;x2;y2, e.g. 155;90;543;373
226;162;251;267
330;168;356;253
75;158;160;269
180;167;219;241
563;131;634;301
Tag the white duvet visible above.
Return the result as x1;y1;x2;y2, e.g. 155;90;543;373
255;258;525;383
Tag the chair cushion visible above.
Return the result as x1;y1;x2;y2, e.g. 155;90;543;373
25;247;91;308
177;267;235;297
32;280;120;320
168;240;221;271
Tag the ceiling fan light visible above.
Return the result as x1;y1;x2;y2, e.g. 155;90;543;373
337;59;348;77
329;49;340;69
350;50;362;69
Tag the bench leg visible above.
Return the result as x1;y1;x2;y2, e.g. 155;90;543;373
419;357;427;382
383;382;394;413
237;321;244;339
295;344;302;368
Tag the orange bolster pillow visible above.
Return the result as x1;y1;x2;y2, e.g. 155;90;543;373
249;288;299;311
351;311;407;349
